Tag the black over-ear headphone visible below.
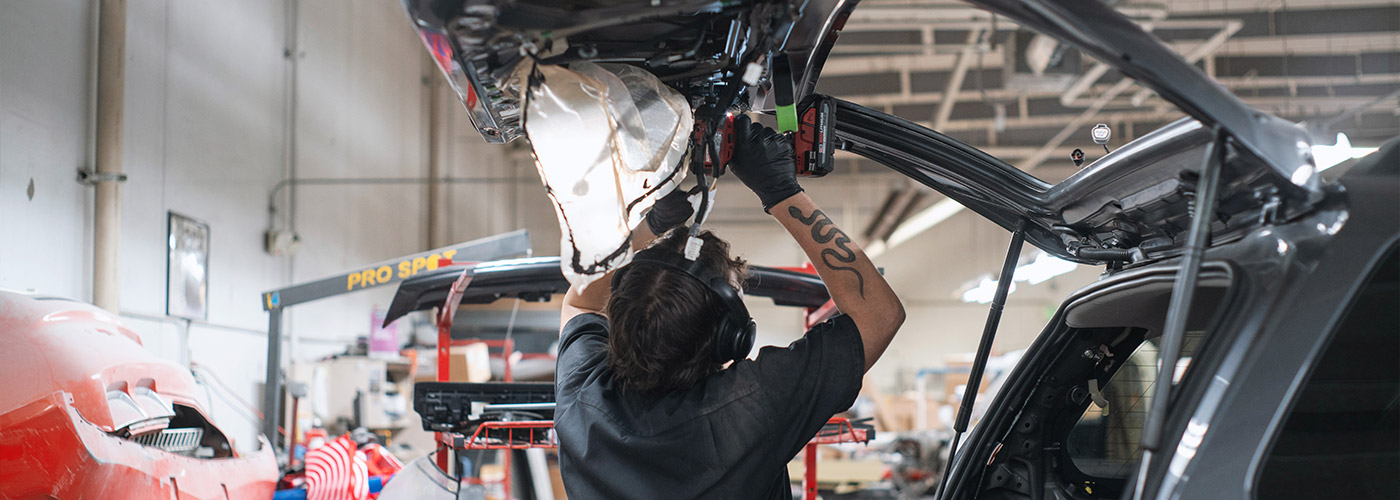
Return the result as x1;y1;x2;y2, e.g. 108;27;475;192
610;247;757;363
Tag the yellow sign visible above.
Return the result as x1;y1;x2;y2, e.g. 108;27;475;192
345;249;459;291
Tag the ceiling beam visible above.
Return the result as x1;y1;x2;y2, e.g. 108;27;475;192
833;0;1398;262
1020;79;1137;171
862;184;925;243
822;50;1003;76
849;0;1396;17
1126;20;1243;106
835;73;1400;107
835;146;1051;161
830;30;1397;61
925;97;1395;133
933;29;983;130
1161;0;1399;15
864;17;1240;258
1217;32;1400;56
928;110;1185;132
844;3;1167;26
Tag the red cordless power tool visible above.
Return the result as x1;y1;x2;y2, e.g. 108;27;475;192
792;94;836;177
698;95;836;178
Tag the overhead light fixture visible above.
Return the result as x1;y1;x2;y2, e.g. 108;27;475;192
1023;34;1058;77
863;186;927;245
1313;132;1379;171
962;276;1015;304
1013;252;1079;285
959;251;1079;303
868;199;965;258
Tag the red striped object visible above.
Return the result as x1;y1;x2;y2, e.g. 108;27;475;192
305;434;369;500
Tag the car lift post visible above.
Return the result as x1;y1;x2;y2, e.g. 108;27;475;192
263;307;285;447
257;230;531;461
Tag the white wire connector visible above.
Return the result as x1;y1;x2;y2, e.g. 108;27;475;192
684;235;705;261
742;62;765;86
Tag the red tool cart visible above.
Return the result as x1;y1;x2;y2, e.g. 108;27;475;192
384;256;862;499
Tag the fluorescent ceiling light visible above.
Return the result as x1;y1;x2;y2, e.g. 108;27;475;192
962;276;1015;304
959;251;1079;303
1313;132;1379;171
1013;252;1079;285
869;198;965;258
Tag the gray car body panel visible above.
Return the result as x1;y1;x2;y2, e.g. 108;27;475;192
937;158;1397;498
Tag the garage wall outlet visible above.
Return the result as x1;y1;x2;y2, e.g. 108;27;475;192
264;229;301;256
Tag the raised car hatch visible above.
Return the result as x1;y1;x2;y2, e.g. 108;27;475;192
403;0;1330;267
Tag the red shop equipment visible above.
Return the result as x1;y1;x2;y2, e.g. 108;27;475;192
392;256;863;499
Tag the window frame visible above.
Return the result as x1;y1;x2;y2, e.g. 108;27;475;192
1250;242;1400;498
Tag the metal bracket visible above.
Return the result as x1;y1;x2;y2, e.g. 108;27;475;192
1258;194;1283;225
76;168;128;186
1087;379;1110;413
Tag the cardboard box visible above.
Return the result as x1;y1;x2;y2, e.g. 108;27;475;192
944;354;994;400
549;458;568;500
449;342;491;382
874;393;946;432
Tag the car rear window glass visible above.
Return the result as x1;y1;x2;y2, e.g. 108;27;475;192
1064;331;1205;479
1256;246;1399;499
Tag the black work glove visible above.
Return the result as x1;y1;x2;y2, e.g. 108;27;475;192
645;188;695;235
731;114;802;211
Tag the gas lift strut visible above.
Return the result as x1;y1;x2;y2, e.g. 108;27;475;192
1131;124;1227;499
934;126;1226;499
935;222;1027;499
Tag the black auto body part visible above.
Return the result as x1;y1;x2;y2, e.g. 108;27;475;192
382;256;832;327
831;99;1330;269
937;160;1395;498
1130;125;1225;499
403;0;743;142
408;0;1325;220
938;263;1239;500
406;0;1329;272
935;226;1026;498
414;382;556;434
404;0;858;144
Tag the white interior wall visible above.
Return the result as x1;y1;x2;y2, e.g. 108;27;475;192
286;0;433;348
0;0;528;454
436;87;558;250
0;0;95;302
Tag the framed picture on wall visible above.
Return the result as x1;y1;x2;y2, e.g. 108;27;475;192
167;212;210;320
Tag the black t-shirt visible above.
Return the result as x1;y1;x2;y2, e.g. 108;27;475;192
554;312;865;499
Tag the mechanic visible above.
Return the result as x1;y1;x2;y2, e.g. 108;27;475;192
554;116;907;499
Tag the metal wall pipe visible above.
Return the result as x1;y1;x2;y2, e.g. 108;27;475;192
425;58;445;249
265;176;526;221
93;0;126;312
280;0;300;239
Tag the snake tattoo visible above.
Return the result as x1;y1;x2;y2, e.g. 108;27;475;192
788;206;866;298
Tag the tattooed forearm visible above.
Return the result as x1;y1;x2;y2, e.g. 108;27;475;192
789;206;866;297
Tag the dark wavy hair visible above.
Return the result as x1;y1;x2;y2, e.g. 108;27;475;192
605;228;748;396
